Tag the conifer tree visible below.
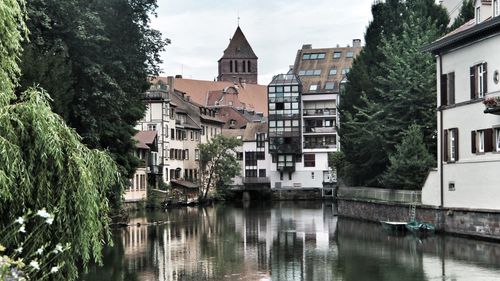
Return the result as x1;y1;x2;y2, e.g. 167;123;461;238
381;124;435;190
450;0;475;30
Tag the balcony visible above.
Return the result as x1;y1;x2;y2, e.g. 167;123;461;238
303;108;336;117
243;177;270;184
144;90;168;100
303;142;337;149
303;126;336;134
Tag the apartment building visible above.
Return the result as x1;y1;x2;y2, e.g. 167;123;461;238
126;131;158;202
422;0;500;209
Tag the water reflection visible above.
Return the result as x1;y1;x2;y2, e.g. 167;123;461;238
80;202;500;281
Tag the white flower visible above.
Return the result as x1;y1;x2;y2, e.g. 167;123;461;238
29;260;40;270
50;266;59;273
36;247;44;255
18;225;26;233
54;244;63;253
15;217;24;225
46;216;54;225
15;247;23;253
36;209;50;218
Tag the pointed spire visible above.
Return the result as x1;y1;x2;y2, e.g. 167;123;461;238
220;26;257;60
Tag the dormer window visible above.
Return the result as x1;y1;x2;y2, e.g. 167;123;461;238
494;0;499;17
476;7;481;24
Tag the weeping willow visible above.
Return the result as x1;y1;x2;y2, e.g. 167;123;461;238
1;1;123;280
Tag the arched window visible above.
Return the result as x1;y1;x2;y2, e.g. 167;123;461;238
242;60;246;72
247;60;251;72
235;60;238;73
230;60;233;73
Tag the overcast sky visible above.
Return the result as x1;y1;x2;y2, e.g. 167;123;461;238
151;0;374;85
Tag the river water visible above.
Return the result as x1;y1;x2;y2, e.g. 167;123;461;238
80;202;500;281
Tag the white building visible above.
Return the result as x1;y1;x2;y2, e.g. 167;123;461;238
422;0;500;209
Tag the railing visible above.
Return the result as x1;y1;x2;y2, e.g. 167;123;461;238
144;91;168;100
303;126;336;133
243;177;270;184
303;108;336;116
303;142;337;149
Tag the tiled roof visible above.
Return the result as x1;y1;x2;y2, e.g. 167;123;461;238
243;122;268;141
222;128;245;139
153;77;268;116
133;131;156;149
220;26;257;60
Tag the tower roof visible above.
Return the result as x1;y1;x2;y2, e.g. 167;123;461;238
220;26;257;60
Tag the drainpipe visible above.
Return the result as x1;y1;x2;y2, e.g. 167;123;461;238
438;54;444;208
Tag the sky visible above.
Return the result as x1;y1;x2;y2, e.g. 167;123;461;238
151;0;374;85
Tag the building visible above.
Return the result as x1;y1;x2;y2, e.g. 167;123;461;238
217;26;258;84
422;0;500;209
126;131;158;202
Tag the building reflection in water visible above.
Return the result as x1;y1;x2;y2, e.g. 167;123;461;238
80;202;500;281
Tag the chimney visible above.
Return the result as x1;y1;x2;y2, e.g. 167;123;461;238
186;96;190;102
302;44;312;50
167;76;175;97
353;39;361;48
175;74;183;79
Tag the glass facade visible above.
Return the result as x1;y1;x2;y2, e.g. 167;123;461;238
268;74;302;171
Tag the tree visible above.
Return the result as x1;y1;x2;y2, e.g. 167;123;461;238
1;1;122;279
338;0;448;186
450;0;475;31
18;0;168;207
381;124;435;189
198;135;242;199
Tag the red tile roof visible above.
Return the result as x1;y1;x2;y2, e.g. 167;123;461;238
133;131;157;149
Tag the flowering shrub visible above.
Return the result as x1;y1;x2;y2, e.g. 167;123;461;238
483;96;500;107
0;210;70;281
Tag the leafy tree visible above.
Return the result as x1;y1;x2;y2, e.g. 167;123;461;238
381;124;435;190
338;0;448;187
198;135;242;199
450;0;475;31
18;0;168;207
1;1;122;279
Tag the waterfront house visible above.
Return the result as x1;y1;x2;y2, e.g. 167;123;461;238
422;0;500;209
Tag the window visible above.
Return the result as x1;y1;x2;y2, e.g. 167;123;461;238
303;53;325;60
342;68;350;75
195;149;200;160
237;152;243;160
190;131;194;140
496;128;500;151
256;133;265;148
333;51;342;58
313;69;322;76
324;82;336;90
245;152;257;166
329;68;337;75
309;84;318;91
147;124;156;131
229;119;236;126
235;61;238;73
245;169;257;178
472;128;494;153
259;169;266;178
299;69;321;76
277;154;294;168
476;7;481;24
256;151;265;160
242;60;246;72
201;125;205;135
247;60;251;72
304;154;315;167
470;63;487;99
495;0;499;17
184;149;189;160
230;60;233;72
346;51;354;58
444;128;459;162
440;72;455;106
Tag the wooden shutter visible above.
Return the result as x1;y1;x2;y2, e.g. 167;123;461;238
449;72;455;104
454;128;459;161
483;63;488;94
470;66;477;99
441;74;448;106
443;129;449;162
471;131;477;153
485;128;494;152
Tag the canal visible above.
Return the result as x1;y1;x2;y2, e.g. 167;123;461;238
80;202;500;281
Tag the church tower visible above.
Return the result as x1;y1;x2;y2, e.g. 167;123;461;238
217;26;258;84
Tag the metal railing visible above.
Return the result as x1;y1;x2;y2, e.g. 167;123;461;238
302;108;336;116
243;177;270;184
303;126;336;133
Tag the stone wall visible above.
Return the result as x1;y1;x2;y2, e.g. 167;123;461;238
338;198;500;240
271;188;323;200
338;186;421;203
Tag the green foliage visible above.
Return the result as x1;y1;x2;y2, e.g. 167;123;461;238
0;88;123;280
198;135;242;199
18;0;168;206
339;0;447;187
450;0;475;31
381;124;435;190
0;0;27;103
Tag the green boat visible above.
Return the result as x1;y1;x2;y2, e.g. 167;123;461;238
405;220;435;234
